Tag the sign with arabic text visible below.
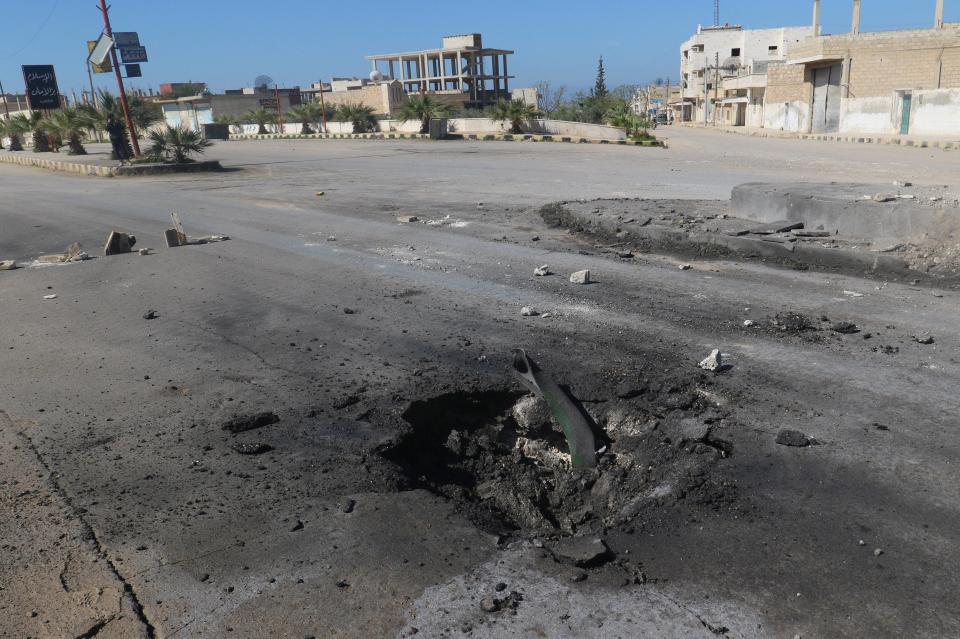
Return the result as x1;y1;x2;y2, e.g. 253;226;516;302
22;65;61;110
119;46;148;64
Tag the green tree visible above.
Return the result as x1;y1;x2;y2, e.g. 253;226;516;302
47;107;97;155
146;126;213;164
0;116;25;151
397;94;452;134
335;103;377;133
14;112;51;152
246;108;275;135
604;104;648;137
128;96;163;136
92;90;135;160
594;56;608;98
489;99;541;134
287;103;320;134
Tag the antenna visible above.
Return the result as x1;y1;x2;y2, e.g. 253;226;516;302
714;0;720;26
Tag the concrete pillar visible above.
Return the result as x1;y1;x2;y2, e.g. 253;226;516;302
852;0;861;34
935;0;945;28
456;51;463;92
813;0;821;36
503;55;509;95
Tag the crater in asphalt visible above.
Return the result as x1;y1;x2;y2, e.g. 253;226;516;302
382;382;737;538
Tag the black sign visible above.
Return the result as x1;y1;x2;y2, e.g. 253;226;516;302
22;64;61;110
119;46;148;63
125;64;142;78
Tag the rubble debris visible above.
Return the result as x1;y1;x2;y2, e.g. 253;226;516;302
843;290;865;298
511;395;552;432
480;596;500;613
0;260;17;271
893;180;912;187
520;307;539;317
617;251;634;259
776;429;812;447
698;349;723;372
316;191;325;196
397;215;419;224
38;254;66;264
832;321;860;334
143;310;159;320
874;548;884;557
104;231;136;256
534;265;551;277
792;230;833;238
871;193;895;203
743;320;756;327
195;235;230;243
232;442;273;455
549;537;611;567
749;220;804;235
773;312;816;332
327;236;337;242
569;270;591;285
679;264;692;270
512;349;596;468
340;498;356;514
222;411;280;434
897;194;916;200
164;229;182;248
914;335;935;345
138;248;152;256
43;294;57;300
290;520;305;532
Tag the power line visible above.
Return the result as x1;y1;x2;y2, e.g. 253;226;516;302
1;0;62;60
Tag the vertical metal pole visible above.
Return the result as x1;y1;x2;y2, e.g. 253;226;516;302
703;57;708;124
97;0;140;157
318;83;328;134
274;85;283;132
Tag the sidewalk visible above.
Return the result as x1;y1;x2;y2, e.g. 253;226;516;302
680;123;960;150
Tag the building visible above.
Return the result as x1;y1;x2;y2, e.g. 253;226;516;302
159;82;207;98
676;23;814;124
301;79;406;116
764;0;960;136
157;87;304;131
0;93;30;119
367;34;514;108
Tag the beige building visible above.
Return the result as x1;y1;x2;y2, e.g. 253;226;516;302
367;34;514;108
764;0;960;136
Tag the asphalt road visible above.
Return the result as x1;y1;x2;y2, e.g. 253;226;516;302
1;128;959;638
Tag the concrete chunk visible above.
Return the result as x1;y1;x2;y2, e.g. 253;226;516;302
164;229;182;248
569;270;591;284
104;231;136;256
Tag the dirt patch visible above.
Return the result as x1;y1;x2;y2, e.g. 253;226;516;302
382;382;736;538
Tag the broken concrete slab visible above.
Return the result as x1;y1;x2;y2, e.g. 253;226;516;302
164;229;182;248
569;270;591;285
534;265;551;277
914;335;935;345
749;220;804;235
548;537;611;567
698;349;723;372
104;231;136;256
222;411;280;434
512;396;552;433
520;307;539;317
397;215;419;224
0;260;17;271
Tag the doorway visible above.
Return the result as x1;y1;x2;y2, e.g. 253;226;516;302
811;64;842;133
899;92;912;135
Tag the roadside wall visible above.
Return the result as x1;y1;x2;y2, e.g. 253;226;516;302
763;61;810;131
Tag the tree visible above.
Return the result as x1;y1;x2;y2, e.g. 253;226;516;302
489;99;541;134
214;113;242;134
335;104;377;133
246;108;275;135
146;126;213;164
93;90;135;160
287;104;320;134
534;81;567;116
0;116;25;151
47;108;97;155
605;103;647;137
12;112;51;152
397;94;451;134
593;56;608;98
128;97;163;136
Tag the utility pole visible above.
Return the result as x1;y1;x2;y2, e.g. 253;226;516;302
97;0;140;157
274;85;284;132
318;83;328;134
714;52;720;126
703;56;709;125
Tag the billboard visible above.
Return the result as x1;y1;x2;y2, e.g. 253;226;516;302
119;46;148;64
87;40;113;74
113;32;140;48
22;65;61;110
125;64;142;78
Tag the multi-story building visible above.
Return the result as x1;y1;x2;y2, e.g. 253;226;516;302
765;0;960;136
676;23;814;125
367;34;514;109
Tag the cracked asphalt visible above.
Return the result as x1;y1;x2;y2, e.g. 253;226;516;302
1;128;959;638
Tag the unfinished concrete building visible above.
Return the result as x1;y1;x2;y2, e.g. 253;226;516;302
367;34;514;108
766;0;960;136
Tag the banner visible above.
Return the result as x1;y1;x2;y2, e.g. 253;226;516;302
22;65;61;110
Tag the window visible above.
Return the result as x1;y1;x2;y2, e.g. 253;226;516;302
769;45;779;54
731;48;741;57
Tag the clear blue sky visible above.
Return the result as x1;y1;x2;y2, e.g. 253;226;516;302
1;0;955;97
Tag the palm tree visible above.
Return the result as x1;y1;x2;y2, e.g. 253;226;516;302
397;94;452;134
335;103;377;134
0;117;25;151
14;112;51;152
489;99;541;134
287;103;318;134
246;108;275;135
47;107;97;155
605;105;646;137
94;90;134;160
146;126;213;164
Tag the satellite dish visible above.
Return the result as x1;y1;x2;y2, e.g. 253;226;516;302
370;70;385;82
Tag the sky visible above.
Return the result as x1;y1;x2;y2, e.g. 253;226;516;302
1;0;956;97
